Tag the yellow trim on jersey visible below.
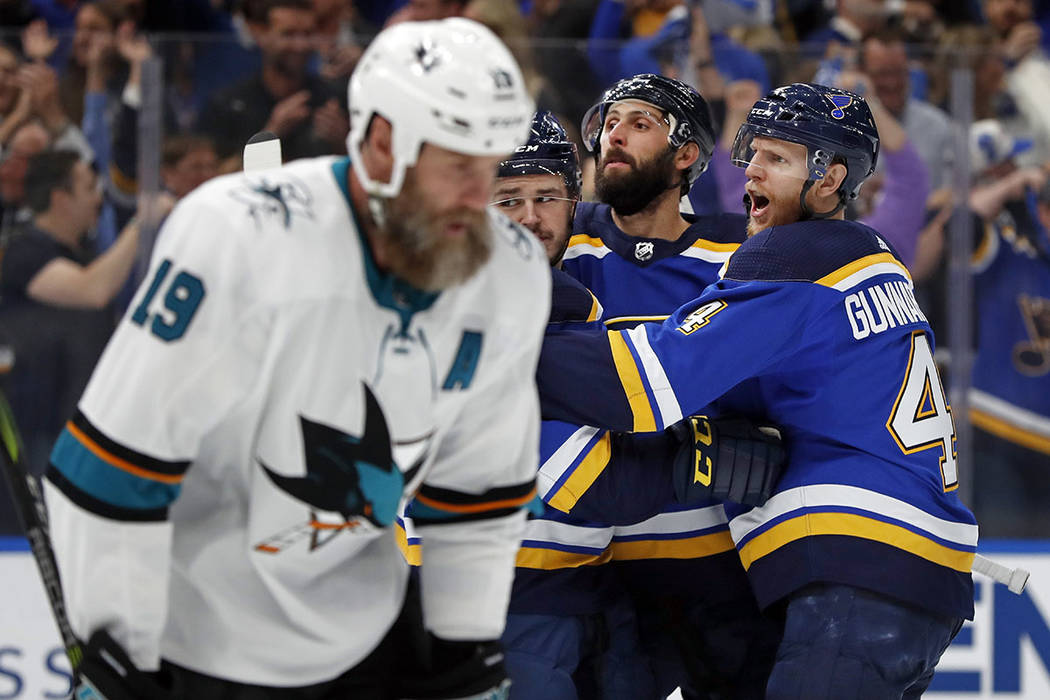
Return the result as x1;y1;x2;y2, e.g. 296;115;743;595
604;315;669;327
609;530;736;561
971;407;1050;456
567;234;607;249
109;163;137;196
516;546;613;570
815;253;912;288
737;512;974;573
395;521;422;566
608;331;657;432
972;223;995;265
65;421;184;485
547;433;612;514
689;239;739;253
587;293;601;323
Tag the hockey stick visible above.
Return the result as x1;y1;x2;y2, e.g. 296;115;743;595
0;389;83;670
973;553;1030;594
243;130;282;171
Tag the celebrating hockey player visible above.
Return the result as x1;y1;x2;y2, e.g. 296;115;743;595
492;110;581;267
44;19;548;700
538;83;977;699
491;109;785;699
564;75;781;698
491;85;784;696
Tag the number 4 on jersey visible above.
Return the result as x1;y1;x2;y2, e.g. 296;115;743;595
887;330;958;491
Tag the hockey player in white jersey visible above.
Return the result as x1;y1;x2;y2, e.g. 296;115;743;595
43;18;548;700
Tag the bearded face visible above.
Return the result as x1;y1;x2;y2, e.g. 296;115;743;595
377;168;493;292
594;144;679;216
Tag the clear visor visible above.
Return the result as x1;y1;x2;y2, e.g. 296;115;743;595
729;124;814;185
581;100;673;153
490;194;576;214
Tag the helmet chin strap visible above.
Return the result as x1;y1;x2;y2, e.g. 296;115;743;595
797;179;846;221
368;194;389;231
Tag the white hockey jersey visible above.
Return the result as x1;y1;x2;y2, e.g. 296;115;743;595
43;157;551;686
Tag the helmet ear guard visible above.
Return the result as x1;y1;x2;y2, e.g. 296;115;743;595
346;18;535;200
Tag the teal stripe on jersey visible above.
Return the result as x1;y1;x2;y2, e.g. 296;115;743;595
51;428;181;510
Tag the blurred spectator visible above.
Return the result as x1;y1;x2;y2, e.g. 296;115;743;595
313;0;371;82
0;150;155;473
803;0;892;53
54;0;129;127
160;133;218;200
0;120;49;240
860;28;954;189
199;0;347;165
964;119;1050;537
930;25;1012;122
983;0;1050;164
0;55;93;162
0;44;24;133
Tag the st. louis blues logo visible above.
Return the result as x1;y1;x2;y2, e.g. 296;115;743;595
826;94;853;120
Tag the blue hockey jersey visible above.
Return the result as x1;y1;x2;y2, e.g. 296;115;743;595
529;201;750;600
970;195;1050;456
539;218;978;620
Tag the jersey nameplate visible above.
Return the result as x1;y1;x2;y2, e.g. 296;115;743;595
845;281;927;341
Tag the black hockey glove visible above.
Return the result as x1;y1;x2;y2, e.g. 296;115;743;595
670;415;785;507
398;635;511;700
73;629;175;700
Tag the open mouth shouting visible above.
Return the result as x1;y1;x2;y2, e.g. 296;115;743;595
747;187;771;221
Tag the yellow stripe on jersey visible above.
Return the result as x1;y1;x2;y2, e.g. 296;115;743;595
971;407;1050;456
815;253;912;288
603;315;668;327
971;223;995;265
610;530;736;561
516;546;613;570
547;433;612;514
737;512;975;573
395;521;421;566
109;163;137;196
65;420;184;485
587;293;601;323
567;234;606;249
689;239;740;254
608;331;658;432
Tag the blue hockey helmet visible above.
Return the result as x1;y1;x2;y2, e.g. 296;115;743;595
730;82;879;202
497;111;582;199
580;73;716;186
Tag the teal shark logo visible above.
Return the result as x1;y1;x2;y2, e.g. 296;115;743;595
260;385;403;527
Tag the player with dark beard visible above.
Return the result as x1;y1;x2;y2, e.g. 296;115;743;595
541;75;783;699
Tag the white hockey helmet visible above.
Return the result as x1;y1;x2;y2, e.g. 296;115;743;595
347;18;535;199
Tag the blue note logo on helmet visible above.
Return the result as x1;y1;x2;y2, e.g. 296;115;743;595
497;111;582;199
730;82;879;201
579;73;716;186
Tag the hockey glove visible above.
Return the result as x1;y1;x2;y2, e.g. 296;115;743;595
398;635;510;700
671;415;785;507
73;629;175;700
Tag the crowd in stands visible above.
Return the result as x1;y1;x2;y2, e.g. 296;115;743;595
1;0;1049;537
